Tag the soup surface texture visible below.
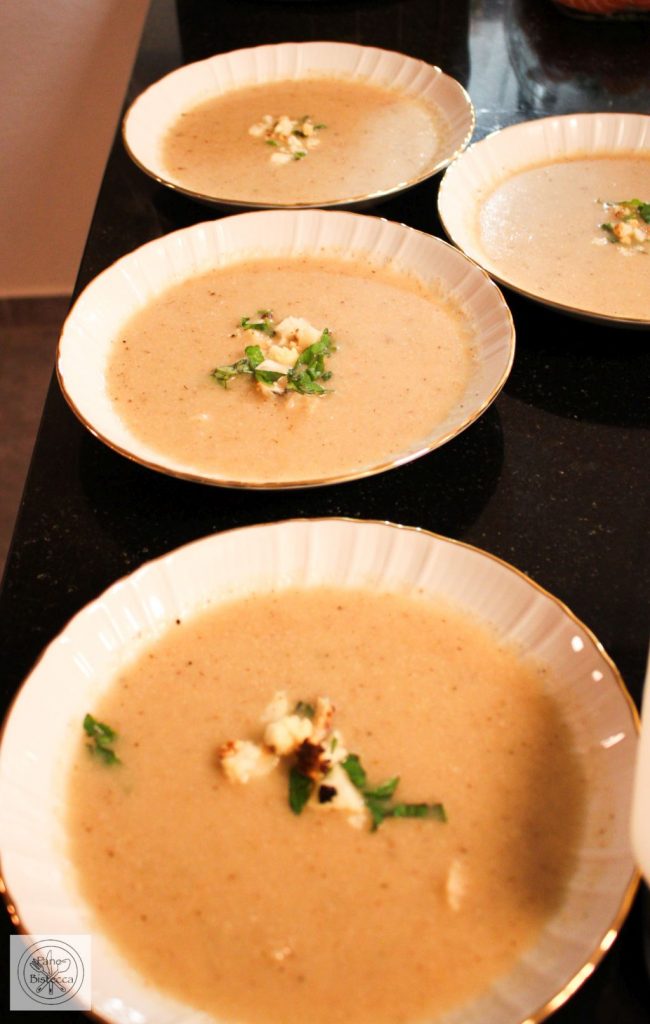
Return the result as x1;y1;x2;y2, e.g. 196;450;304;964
107;256;475;483
477;154;650;320
162;76;448;205
67;586;586;1024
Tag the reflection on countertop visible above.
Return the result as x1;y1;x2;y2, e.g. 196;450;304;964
507;0;650;114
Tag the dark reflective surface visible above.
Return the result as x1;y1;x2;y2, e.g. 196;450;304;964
508;0;650;117
1;0;649;1020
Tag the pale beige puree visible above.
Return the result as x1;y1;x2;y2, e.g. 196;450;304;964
478;154;650;320
67;587;585;1024
162;77;447;205
107;256;475;483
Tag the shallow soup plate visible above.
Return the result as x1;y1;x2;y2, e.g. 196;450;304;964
438;112;650;327
123;40;475;209
0;518;639;1024
56;208;515;489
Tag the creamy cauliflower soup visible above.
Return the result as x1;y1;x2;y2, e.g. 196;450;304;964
162;76;449;205
107;255;475;484
477;154;650;320
68;587;586;1024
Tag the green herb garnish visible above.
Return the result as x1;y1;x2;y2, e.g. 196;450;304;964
244;344;265;367
211;316;336;395
298;116;327;131
83;713;121;765
210;356;250;386
253;115;327;161
285;328;335;395
599;199;650;245
289;765;314;815
621;198;650;222
390;802;447;821
343;752;446;832
364;776;400;800
294;701;315;718
240;311;275;336
341;752;367;789
211;345;274;388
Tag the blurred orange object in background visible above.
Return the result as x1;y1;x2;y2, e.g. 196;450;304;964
552;0;650;16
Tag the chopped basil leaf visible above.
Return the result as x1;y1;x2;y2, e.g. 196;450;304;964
211;357;252;388
284;328;335;394
286;374;326;395
244;345;265;368
294;701;315;719
93;745;120;766
638;203;650;224
364;776;400;800
240;315;275;336
83;713;121;765
430;803;447;821
83;713;116;743
365;796;388;831
289;766;314;815
341;753;367;789
341;750;445;831
293;151;307;160
365;799;447;830
388;802;447;822
295;328;334;366
254;369;285;385
266;138;279;147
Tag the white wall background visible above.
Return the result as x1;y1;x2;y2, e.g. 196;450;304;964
0;0;149;298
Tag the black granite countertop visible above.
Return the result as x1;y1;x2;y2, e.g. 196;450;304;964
1;0;649;1020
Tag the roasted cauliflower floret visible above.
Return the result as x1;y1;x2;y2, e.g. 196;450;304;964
218;739;278;783
264;715;313;756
